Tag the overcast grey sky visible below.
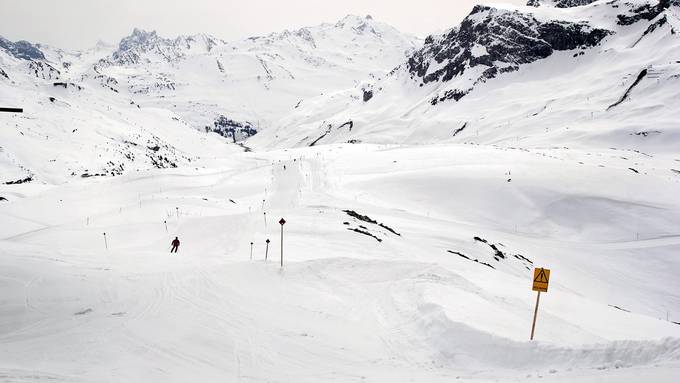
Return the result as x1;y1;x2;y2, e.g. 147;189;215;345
1;0;526;50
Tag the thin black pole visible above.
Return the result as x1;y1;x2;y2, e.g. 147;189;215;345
265;239;270;261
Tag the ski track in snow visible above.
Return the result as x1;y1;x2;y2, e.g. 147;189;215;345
1;143;679;382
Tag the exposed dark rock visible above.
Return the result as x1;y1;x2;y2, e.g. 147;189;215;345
608;304;631;312
209;115;257;143
447;250;495;269
5;176;33;185
617;0;670;26
348;228;382;242
514;253;534;264
309;123;333;147
74;308;93;316
453;122;468;137
473;236;533;268
81;173;106;178
338;121;354;131
407;5;611;103
0;36;45;60
432;89;471;105
345;210;378;224
344;209;401;236
632;15;669;47
488;243;506;260
527;0;598;7
363;89;373;102
378;223;401;236
632;130;662;137
53;82;83;90
28;61;60;80
607;69;647;110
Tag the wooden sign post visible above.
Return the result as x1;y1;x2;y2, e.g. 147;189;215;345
530;267;550;340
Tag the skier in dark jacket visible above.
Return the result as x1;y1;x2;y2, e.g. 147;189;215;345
170;237;180;253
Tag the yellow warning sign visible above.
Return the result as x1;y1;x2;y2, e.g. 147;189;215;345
532;268;550;292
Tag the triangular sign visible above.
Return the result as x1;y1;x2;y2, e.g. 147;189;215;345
534;268;549;283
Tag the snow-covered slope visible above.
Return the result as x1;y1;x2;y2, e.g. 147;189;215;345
1;143;680;382
250;0;680;154
1;3;680;382
0;15;419;183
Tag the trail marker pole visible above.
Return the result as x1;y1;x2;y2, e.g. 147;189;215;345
263;212;267;229
250;242;254;260
164;220;168;232
279;218;286;268
530;292;541;341
103;232;108;250
176;207;179;219
265;239;270;261
530;267;551;340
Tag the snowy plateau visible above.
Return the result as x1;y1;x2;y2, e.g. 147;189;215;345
1;0;680;382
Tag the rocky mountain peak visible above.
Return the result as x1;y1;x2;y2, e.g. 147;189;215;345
107;29;220;66
0;36;45;61
118;28;162;52
335;14;382;36
406;4;612;104
527;0;599;7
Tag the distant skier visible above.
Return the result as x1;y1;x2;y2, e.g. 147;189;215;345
170;237;180;253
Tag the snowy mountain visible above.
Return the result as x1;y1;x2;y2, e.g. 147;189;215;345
88;16;419;138
250;0;680;153
2;2;680;382
527;0;599;7
0;15;419;183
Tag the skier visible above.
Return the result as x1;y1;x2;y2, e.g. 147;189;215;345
170;237;180;253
